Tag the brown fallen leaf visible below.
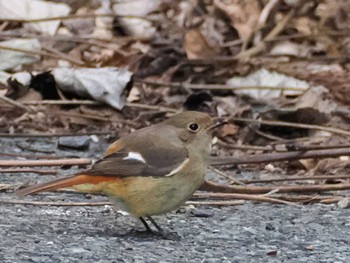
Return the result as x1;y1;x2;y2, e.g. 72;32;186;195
184;28;217;59
217;123;238;137
214;0;260;42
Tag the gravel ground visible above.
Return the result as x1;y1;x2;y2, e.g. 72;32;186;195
1;138;349;263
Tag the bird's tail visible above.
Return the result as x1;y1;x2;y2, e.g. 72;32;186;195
15;174;116;197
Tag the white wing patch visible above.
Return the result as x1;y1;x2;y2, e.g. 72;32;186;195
164;158;190;177
123;152;146;163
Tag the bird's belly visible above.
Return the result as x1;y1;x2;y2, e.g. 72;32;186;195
102;171;205;217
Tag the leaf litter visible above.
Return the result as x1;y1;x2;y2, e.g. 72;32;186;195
0;0;350;208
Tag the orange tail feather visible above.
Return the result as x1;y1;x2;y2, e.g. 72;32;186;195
15;174;115;197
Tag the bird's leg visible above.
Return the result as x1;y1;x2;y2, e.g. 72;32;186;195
139;217;152;232
137;216;180;240
147;216;180;240
146;216;164;233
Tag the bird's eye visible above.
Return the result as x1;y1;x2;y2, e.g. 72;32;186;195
188;122;199;132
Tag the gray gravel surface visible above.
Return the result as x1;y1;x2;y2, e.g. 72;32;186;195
1;200;349;263
1;138;349;263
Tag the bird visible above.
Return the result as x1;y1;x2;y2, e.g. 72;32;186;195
16;111;227;236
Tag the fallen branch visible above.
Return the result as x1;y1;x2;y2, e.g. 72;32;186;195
0;159;91;167
241;174;350;184
210;147;350;166
0;199;244;207
0;131;110;138
0;168;57;175
0;199;111;206
200;180;350;194
0;184;12;190
232;117;350;136
194;192;300;206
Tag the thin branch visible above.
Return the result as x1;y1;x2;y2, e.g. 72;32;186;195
0;94;31;111
232;117;350;137
0;45;85;66
235;9;296;59
186;200;245;206
208;166;246;185
194;192;301;206
210;147;350;166
0;168;57;174
22;100;178;112
201;180;350;194
0;13;155;23
0;199;110;206
126;102;178;113
0;131;111;137
23;100;101;105
241;174;350;184
0;199;244;207
136;79;306;92
0;159;91;167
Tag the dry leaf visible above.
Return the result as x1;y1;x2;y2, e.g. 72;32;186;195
217;123;238;137
0;0;71;35
184;29;217;59
227;68;309;100
0;39;41;71
52;67;133;110
214;0;260;42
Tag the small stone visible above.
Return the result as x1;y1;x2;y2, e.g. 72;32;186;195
265;223;275;231
266;250;278;256
191;208;213;218
57;136;90;151
337;197;350;209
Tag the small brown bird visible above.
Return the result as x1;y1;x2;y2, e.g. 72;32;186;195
16;111;227;235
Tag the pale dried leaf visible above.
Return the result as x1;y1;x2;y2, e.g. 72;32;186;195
184;29;217;59
0;39;41;71
227;68;309;99
214;0;260;42
0;0;71;35
52;67;133;110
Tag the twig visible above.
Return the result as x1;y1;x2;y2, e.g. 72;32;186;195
210;147;350;166
0;151;78;160
208;166;246;186
0;168;57;175
0;199;111;206
232;117;350;136
253;0;280;44
0;184;12;190
23;100;101;105
0;94;31;111
21;100;178;112
54;111;114;122
126;102;178;113
200;180;350;194
42;46;85;66
0;159;91;167
186;200;244;206
0;45;85;66
235;9;296;60
0;32;148;46
0;199;244;207
194;192;301;206
217;140;272;151
281;143;350;152
241;174;350;184
0;131;111;137
249;124;286;141
0;13;155;23
275;194;345;203
136;79;306;92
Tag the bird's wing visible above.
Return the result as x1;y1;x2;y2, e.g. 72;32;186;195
85;143;189;178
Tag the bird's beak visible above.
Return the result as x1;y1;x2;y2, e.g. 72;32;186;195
207;117;228;131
